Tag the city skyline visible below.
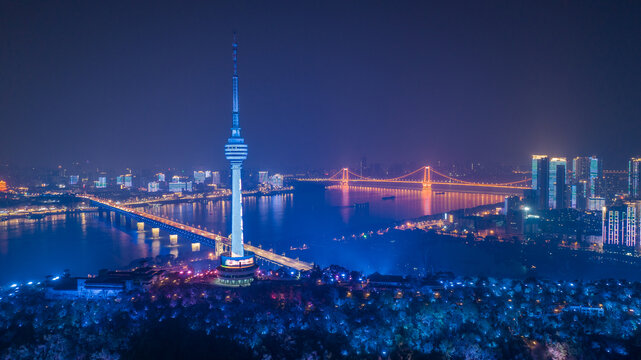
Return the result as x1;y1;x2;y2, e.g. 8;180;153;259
4;2;641;356
2;1;641;170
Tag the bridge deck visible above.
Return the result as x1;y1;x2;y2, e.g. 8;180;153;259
296;178;528;191
80;196;313;271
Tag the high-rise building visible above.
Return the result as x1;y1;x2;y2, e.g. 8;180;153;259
503;195;520;215
571;181;587;210
69;175;79;185
95;177;107;189
258;171;269;184
194;171;206;184
157;173;166;182
148;181;159;192
602;201;641;249
548;157;567;209
269;174;284;188
168;181;187;193
589;156;602;198
0;180;7;192
211;171;221;186
603;170;628;199
630;158;641;199
531;155;549;210
218;35;256;287
123;174;133;188
572;156;590;183
503;196;522;234
588;197;606;211
116;175;124;185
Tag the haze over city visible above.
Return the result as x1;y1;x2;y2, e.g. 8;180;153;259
2;1;641;170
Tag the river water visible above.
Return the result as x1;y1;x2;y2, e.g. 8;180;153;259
0;187;504;284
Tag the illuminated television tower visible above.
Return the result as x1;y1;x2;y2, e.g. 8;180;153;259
218;34;256;287
225;34;248;257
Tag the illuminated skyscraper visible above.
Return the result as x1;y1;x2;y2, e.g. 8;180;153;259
548;157;567;209
269;174;284;188
218;35;256;287
572;157;590;183
148;181;159;192
630;158;641;199
588;197;605;211
194;171;206;184
0;180;7;192
258;171;269;184
96;177;107;189
589;156;602;198
571;180;587;210
168;181;187;192
211;171;221;186
531;155;549;210
602;201;641;249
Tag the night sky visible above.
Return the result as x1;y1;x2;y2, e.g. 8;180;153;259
1;1;640;170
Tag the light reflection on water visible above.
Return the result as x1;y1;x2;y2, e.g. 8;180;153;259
145;187;506;273
0;213;183;285
0;187;505;284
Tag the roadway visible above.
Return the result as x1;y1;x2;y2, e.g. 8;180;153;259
296;178;528;189
79;195;313;272
295;178;527;194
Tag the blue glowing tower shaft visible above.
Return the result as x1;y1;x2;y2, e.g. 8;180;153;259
230;163;243;257
224;35;248;258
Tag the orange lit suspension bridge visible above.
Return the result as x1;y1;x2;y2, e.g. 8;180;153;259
297;166;530;192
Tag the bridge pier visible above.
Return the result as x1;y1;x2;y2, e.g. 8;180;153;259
215;241;224;257
170;234;178;245
191;242;201;252
137;222;145;231
151;228;160;237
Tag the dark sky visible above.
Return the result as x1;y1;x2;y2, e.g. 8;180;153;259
1;1;640;171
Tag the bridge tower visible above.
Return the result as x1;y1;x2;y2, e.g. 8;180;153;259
341;168;349;185
422;166;432;188
218;33;256;287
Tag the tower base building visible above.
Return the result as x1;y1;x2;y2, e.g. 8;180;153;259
216;251;257;287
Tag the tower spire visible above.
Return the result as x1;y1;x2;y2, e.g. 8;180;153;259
233;32;238;76
231;33;240;136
